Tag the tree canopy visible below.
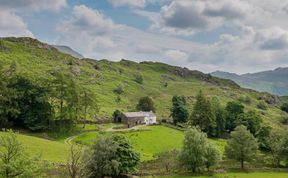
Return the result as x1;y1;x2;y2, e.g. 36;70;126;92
170;95;189;124
225;125;258;169
136;96;156;112
190;91;216;136
83;134;140;178
179;127;220;173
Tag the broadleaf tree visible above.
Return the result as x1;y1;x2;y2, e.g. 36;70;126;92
225;125;258;169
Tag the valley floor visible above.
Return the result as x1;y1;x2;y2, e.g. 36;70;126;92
2;123;288;177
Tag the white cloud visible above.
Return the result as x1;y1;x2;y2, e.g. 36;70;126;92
128;0;288;73
56;3;288;74
56;5;201;62
108;0;146;8
108;0;171;8
161;1;208;29
0;0;67;37
136;0;253;35
255;27;288;50
0;10;33;37
165;50;187;61
0;0;67;11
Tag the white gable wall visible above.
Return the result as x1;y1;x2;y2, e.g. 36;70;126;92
144;116;156;125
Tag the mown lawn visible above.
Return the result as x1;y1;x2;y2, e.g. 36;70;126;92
0;132;69;163
74;125;226;161
158;172;288;178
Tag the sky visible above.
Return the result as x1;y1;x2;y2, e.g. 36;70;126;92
1;0;288;74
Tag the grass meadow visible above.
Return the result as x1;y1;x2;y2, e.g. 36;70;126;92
73;125;226;161
0;132;69;163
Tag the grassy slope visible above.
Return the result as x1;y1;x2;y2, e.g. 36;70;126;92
74;125;226;161
0;37;286;128
0;132;69;163
158;172;288;178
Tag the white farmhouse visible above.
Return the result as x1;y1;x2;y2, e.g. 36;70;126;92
116;111;157;128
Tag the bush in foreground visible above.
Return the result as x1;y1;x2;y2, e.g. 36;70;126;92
83;134;140;178
0;130;43;178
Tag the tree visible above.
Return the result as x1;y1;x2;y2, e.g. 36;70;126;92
280;132;288;166
204;144;221;171
225;125;258;169
0;130;43;178
281;103;288;113
67;144;84;178
211;98;226;137
0;67;10;128
170;95;189;124
112;135;140;173
83;134;140;178
79;89;98;128
267;129;288;167
50;72;80;132
136;96;156;112
179;127;208;173
225;101;245;132
268;130;284;167
6;76;52;131
239;111;262;136
0;62;21;129
257;126;271;150
113;110;122;121
190;91;216;136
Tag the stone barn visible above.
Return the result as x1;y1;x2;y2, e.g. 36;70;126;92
116;111;156;128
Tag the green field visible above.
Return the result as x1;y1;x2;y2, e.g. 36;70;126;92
0;132;69;163
158;172;288;178
74;125;226;160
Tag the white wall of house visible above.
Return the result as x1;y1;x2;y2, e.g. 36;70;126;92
144;116;156;125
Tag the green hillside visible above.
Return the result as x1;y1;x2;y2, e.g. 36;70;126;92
0;132;69;163
0;37;286;127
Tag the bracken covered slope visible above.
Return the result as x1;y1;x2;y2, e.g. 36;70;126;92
0;37;286;127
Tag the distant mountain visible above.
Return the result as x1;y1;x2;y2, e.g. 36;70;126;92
53;45;84;59
211;68;288;96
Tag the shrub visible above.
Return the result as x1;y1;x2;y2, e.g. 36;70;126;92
257;101;268;110
115;95;121;103
238;96;252;104
280;117;288;125
113;85;124;95
134;73;143;84
155;149;179;172
164;82;168;87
